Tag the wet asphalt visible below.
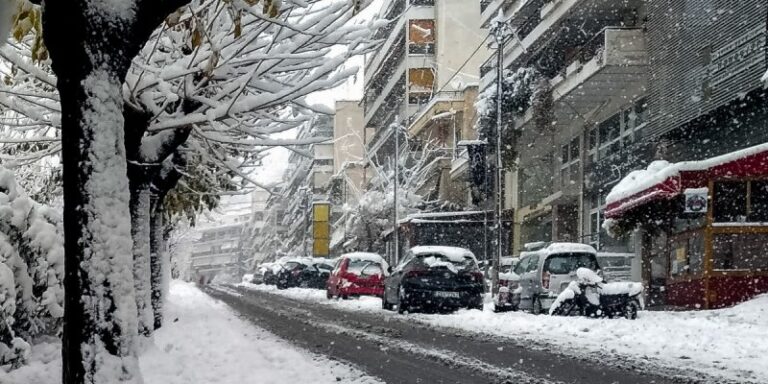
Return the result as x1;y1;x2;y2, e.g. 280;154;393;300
205;286;741;384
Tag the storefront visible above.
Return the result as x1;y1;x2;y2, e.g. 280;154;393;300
604;143;768;309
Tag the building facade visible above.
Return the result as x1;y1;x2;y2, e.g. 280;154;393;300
488;0;767;308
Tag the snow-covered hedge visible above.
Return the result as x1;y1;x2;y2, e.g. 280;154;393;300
0;167;64;369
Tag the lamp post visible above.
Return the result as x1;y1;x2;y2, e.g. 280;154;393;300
490;12;512;294
390;120;402;266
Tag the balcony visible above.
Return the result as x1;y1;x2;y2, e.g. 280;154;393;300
519;27;648;131
450;148;469;181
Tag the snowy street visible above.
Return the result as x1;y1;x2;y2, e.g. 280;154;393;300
207;284;762;384
0;282;381;384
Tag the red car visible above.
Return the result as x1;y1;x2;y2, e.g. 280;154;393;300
326;252;389;299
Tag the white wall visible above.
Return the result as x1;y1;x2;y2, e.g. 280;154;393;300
435;0;490;91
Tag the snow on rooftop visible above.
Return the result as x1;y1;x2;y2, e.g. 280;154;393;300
606;141;768;205
411;246;476;262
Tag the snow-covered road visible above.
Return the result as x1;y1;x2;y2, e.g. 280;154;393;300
0;281;381;384
239;283;768;383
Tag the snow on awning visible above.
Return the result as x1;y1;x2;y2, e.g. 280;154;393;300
605;142;768;219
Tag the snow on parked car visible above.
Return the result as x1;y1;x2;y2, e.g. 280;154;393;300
327;252;388;299
382;246;484;313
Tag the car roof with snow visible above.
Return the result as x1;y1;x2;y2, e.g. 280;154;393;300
341;252;386;263
521;242;597;257
410;246;477;262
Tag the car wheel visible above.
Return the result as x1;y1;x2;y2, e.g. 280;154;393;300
531;296;543;315
397;286;410;314
624;299;639;320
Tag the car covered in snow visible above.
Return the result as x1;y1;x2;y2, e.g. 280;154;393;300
326;252;388;299
276;257;332;290
512;243;601;314
382;246;485;313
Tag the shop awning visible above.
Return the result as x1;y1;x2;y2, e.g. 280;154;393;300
605;142;768;219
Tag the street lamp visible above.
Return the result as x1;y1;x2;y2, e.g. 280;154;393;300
389;119;404;266
490;12;512;294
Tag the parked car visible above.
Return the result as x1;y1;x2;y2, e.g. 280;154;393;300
276;258;332;289
382;246;485;313
326;252;388;299
512;242;601;314
257;262;280;285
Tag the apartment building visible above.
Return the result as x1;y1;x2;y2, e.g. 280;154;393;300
363;0;489;170
189;198;251;283
480;0;649;255
487;0;768;308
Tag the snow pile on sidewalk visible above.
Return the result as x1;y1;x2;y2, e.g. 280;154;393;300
417;295;768;383
241;283;768;383
1;281;382;384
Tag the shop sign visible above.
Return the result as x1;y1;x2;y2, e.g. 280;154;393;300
684;188;708;213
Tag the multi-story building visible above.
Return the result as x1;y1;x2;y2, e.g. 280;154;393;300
241;189;270;265
364;0;489;165
481;0;649;255
251;115;335;259
189;197;251;283
490;0;768;308
603;0;768;309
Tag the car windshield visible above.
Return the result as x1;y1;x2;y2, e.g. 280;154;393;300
347;259;382;275
417;253;478;270
315;263;333;271
544;253;598;274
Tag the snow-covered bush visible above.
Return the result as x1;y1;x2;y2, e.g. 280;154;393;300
474;67;542;168
0;166;63;368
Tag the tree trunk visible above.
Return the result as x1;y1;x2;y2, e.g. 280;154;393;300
42;1;190;382
54;57;142;384
149;195;166;330
129;180;153;337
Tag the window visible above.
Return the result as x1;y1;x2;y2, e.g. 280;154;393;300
544;253;599;274
408;68;435;104
712;233;768;271
592;99;648;161
408;20;435;55
713;181;748;222
560;137;581;187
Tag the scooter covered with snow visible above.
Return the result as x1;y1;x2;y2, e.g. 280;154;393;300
549;268;643;319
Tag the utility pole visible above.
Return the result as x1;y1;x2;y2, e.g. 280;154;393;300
491;12;512;295
392;120;401;266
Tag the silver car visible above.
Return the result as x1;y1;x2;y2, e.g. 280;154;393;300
512;243;601;314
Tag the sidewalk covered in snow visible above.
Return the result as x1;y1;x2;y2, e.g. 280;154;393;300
604;142;768;309
1;282;381;384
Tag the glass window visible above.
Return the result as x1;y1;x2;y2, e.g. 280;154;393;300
713;233;768;270
543;253;598;274
599;115;620;143
526;255;540;272
588;128;597;151
749;181;768;222
570;138;580;161
561;144;569;163
513;256;529;275
713;181;747;222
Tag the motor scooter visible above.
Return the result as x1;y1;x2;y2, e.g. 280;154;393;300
550;268;642;319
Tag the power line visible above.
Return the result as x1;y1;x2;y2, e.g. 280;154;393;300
434;34;491;95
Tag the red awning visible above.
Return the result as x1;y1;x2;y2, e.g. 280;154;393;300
605;142;768;219
605;175;680;218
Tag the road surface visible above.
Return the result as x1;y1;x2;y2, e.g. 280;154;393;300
206;286;731;384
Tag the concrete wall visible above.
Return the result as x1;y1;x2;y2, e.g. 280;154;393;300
435;0;489;91
334;101;368;194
